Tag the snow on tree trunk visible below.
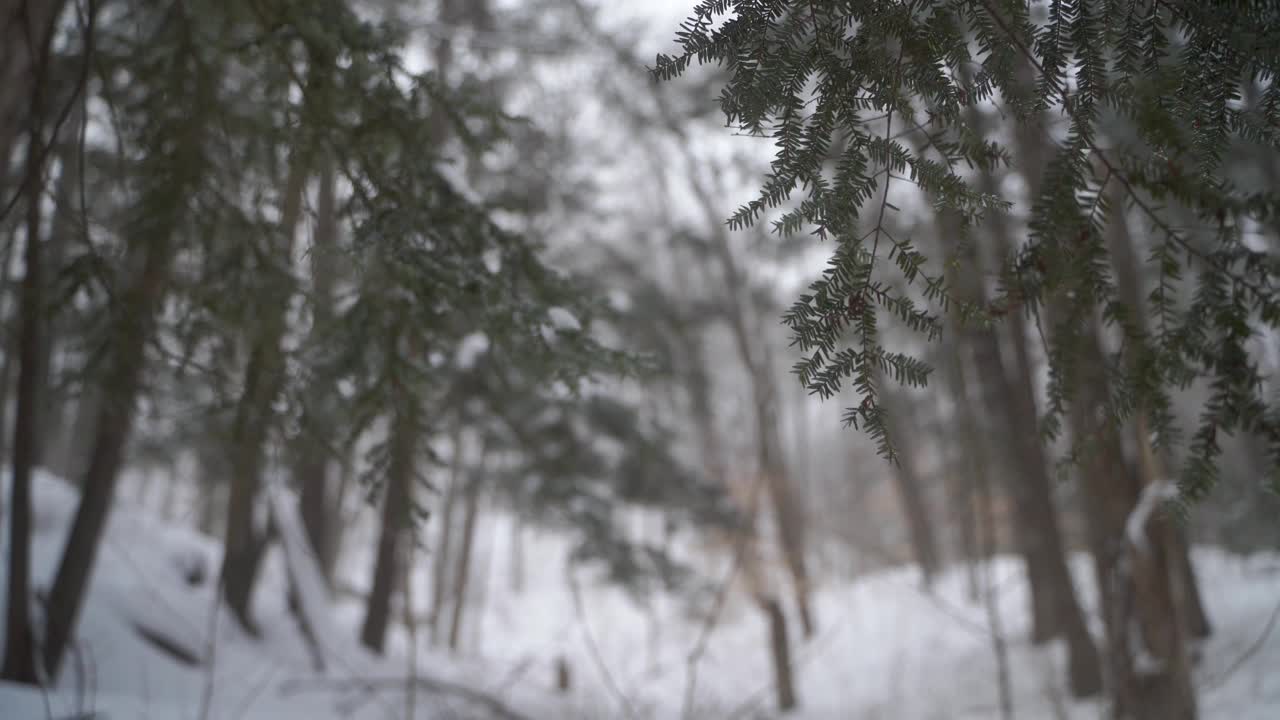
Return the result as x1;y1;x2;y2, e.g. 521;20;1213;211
360;404;418;654
267;482;336;672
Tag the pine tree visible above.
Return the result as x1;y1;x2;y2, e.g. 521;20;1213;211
654;0;1280;493
655;2;1280;717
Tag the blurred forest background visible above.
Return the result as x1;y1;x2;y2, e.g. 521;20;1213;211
0;1;1278;719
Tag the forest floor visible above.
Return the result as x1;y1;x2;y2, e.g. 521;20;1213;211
2;470;1278;719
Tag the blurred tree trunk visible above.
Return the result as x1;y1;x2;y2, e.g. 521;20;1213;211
360;402;419;654
1103;194;1211;641
34;102;84;470
42;212;176;680
878;384;940;586
974;411;1014;720
326;449;356;583
0;0;67;175
762;596;797;711
686;331;800;711
0;224;19;463
2;114;49;686
1066;326;1197;720
704;218;813;636
220;151;306;635
428;423;463;643
296;159;340;589
938;331;986;602
55;382;99;483
194;442;223;537
448;448;485;653
947;207;1101;695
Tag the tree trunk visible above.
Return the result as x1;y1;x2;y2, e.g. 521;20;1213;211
219;153;306;634
981;309;1102;696
295;450;332;587
360;404;419;654
975;419;1015;720
682;141;815;637
879;386;940;586
325;449;356;585
447;456;484;653
945;203;1102;695
1067;329;1197;720
1169;526;1211;640
219;343;276;636
194;443;223;537
0;224;19;464
41;222;175;680
748;338;814;637
295;158;339;589
1103;190;1212;643
428;424;464;643
35;102;83;470
0;0;67;177
1;117;48;686
761;596;797;712
55;383;99;483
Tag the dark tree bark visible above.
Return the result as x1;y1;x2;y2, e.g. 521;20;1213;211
1169;526;1211;640
219;154;306;634
360;404;419;654
0;0;67;178
980;303;1101;697
2;114;49;686
0;223;19;463
219;342;277;636
879;386;940;586
42;224;175;679
946;205;1102;696
762;596;796;712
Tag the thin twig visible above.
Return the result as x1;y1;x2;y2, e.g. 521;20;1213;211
1200;596;1280;691
566;569;640;720
679;466;768;720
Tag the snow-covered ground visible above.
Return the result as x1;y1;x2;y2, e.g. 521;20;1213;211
2;470;1278;718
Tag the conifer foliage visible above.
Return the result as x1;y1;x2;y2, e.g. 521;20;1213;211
654;0;1280;497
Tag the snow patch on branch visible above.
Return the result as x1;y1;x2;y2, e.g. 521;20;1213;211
1125;478;1179;554
547;306;581;332
1128;619;1168;678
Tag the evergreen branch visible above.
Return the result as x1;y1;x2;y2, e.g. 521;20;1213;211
973;0;1276;303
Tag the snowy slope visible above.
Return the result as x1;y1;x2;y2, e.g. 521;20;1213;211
477;521;1280;720
0;471;557;719
3;470;1278;719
